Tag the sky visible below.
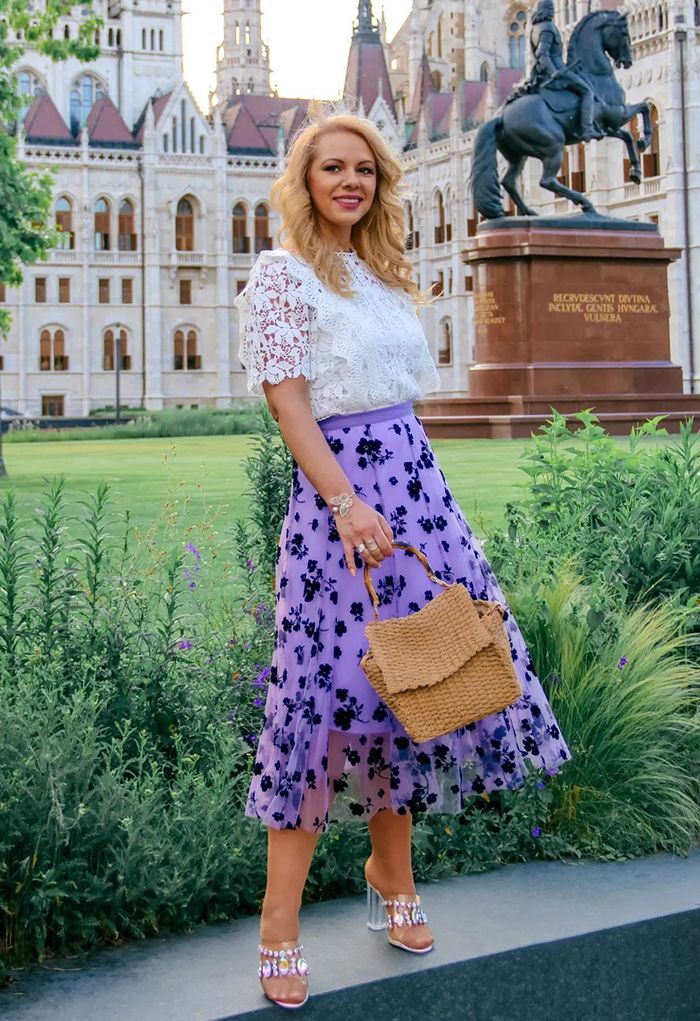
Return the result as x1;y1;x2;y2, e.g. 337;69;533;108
182;1;413;113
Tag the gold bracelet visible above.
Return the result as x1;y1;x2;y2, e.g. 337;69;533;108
328;492;354;517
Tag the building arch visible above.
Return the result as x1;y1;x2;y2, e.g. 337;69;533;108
70;72;107;134
118;197;137;251
173;326;201;370
434;188;446;244
232;201;249;253
93;196;112;251
16;67;46;121
103;326;131;371
507;7;528;70
174;194;202;251
254;202;271;253
39;326;69;371
55;195;76;251
438;317;453;365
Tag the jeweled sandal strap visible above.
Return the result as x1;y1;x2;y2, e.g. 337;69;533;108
257;943;310;979
384;897;429;930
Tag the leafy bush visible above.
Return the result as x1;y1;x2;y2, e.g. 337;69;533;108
505;569;700;857
5;403;264;442
488;411;700;629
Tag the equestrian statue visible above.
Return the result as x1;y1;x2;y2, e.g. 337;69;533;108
471;1;653;220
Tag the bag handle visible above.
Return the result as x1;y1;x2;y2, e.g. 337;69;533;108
363;540;451;621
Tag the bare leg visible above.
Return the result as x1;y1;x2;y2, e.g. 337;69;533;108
259;826;321;1005
365;808;434;951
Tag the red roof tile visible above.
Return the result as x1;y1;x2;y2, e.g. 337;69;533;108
223;96;311;154
224;101;275;154
343;35;395;117
23;93;75;144
496;68;524;107
461;81;488;128
87;95;138;147
133;91;173;143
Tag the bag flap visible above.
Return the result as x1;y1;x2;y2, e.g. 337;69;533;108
364;585;496;695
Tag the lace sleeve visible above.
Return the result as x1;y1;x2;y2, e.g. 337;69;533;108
234;253;314;396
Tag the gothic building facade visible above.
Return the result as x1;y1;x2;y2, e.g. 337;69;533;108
375;0;700;394
1;0;698;416
0;0;300;416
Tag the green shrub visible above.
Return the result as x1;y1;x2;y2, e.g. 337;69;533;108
488;412;700;630
5;403;264;442
506;569;700;857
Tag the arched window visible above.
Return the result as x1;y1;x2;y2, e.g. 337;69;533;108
438;319;452;366
434;190;446;244
235;21;240;45
39;328;51;371
17;68;44;122
94;198;111;251
406;202;416;250
508;10;528;70
118;199;137;251
443;188;453;242
174;329;201;370
232;202;249;253
644;104;660;177
70;73;106;134
175;197;195;252
247;78;255;94
55;197;75;251
103;328;130;371
254;203;271;254
431;70;442;91
39;328;68;371
244;22;251;46
232;77;239;95
480;62;489;82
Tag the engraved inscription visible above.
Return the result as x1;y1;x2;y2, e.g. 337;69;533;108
547;292;660;323
474;290;506;325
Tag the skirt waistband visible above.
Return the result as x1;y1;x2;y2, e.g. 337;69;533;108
317;401;414;432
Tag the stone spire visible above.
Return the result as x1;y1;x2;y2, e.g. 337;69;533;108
344;0;395;118
213;0;271;109
355;0;379;36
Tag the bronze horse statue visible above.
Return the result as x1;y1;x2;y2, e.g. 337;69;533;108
472;10;653;220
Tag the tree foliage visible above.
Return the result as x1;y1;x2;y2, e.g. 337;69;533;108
0;1;101;337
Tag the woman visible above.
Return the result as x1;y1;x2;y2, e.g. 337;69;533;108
234;110;571;1010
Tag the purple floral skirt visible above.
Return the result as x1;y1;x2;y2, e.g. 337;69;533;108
245;400;571;833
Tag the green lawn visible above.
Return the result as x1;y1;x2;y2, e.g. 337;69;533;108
0;434;532;539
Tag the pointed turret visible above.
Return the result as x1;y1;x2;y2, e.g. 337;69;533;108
343;0;396;120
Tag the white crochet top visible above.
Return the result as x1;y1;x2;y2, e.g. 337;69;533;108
233;248;441;421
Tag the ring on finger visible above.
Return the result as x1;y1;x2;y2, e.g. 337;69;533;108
356;542;367;553
366;539;379;551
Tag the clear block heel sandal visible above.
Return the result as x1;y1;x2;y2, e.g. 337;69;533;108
257;941;310;1010
366;880;434;953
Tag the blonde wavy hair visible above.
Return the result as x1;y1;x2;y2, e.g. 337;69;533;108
271;107;424;303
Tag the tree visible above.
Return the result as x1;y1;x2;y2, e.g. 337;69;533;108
0;1;101;476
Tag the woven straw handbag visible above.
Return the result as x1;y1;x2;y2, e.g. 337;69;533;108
359;541;523;744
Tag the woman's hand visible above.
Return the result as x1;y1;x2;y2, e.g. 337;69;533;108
333;498;394;575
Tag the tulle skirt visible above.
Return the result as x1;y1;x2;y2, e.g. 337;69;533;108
245;400;571;833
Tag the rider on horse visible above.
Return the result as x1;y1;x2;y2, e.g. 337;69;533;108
527;0;603;141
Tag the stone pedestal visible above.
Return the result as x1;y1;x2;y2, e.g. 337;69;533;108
466;225;683;398
414;223;700;438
